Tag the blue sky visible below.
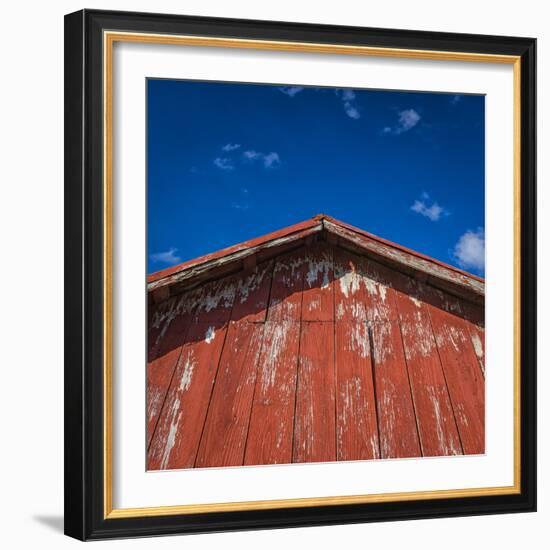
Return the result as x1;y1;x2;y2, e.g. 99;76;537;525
147;79;485;276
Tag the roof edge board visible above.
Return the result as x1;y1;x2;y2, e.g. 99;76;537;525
148;223;322;293
322;218;484;299
147;215;484;304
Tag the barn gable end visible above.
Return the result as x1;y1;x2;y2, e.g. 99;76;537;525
146;216;485;470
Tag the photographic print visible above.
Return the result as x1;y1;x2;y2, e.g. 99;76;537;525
65;11;536;539
146;80;485;471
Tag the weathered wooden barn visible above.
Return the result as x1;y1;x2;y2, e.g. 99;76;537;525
146;215;485;471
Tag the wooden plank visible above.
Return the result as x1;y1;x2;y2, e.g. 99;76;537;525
396;295;463;457
468;323;486;377
148;294;181;361
411;280;485;380
335;322;379;461
231;260;274;323
363;259;402;322
302;244;334;321
293;321;336;463
195;322;264;468
147;321;228;470
429;307;485;455
244;321;301;465
371;321;422;459
267;249;306;322
190;275;238;325
415;280;485;328
333;248;368;321
146;309;191;448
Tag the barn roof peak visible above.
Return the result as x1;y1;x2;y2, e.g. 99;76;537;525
148;214;484;304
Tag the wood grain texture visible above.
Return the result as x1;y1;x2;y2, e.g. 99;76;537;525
333;248;369;322
267;249;306;322
302;244;334;321
147;321;228;470
468;323;486;377
147;240;485;470
429;307;485;454
395;291;463;457
195;322;264;467
231;260;274;323
146;308;191;448
362;259;401;322
335;322;379;461
371;321;421;458
244;321;301;465
293;321;336;463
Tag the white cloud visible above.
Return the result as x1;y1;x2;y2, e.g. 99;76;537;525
213;157;234;170
343;103;360;119
222;143;241;151
278;86;304;97
231;201;250;210
279;85;360;118
410;195;448;221
383;108;421;135
243;150;262;160
243;150;281;168
397;109;421;132
150;248;181;265
336;88;360;119
263;152;280;168
453;228;485;272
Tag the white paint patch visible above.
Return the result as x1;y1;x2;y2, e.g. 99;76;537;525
410;296;422;308
427;386;460;456
200;280;237;313
179;355;196;391
372;323;391;364
205;325;215;344
306;253;331;290
401;320;434;358
275;256;305;286
447;325;467;353
350;323;370;358
147;388;164;423
261;323;289;391
338;269;361;298
237;263;269;303
363;276;378;296
160;409;182;470
471;330;484;360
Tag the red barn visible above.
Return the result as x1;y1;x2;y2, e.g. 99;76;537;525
146;215;485;470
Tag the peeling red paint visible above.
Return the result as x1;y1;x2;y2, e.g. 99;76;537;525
147;222;485;470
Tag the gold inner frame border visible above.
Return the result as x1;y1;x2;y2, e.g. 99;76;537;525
103;30;522;519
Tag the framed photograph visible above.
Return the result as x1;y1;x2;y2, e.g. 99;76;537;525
64;9;536;540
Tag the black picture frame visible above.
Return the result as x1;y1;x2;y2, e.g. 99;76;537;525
64;9;536;541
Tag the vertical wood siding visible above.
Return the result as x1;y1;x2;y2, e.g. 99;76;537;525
147;243;485;470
